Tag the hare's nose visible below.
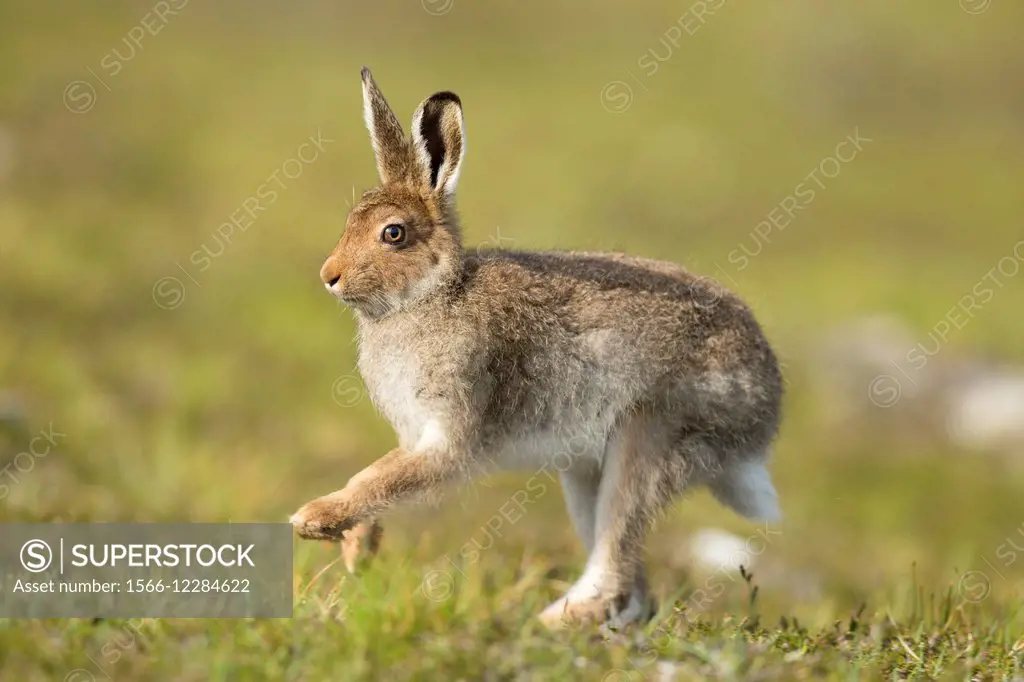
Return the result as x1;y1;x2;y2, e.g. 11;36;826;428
320;259;342;289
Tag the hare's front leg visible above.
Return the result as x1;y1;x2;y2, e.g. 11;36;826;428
559;464;601;552
540;417;677;629
290;446;458;541
341;518;383;573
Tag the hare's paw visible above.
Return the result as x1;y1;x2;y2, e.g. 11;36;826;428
289;494;358;540
538;592;654;630
538;596;609;629
341;518;383;573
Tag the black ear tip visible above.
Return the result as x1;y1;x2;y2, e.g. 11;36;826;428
429;91;462;107
361;66;372;82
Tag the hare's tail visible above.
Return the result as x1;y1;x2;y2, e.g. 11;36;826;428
708;455;781;523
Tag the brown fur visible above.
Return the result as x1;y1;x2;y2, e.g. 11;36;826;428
341;518;382;574
292;68;783;629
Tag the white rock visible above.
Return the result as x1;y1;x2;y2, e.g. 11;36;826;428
688;528;753;574
948;373;1024;449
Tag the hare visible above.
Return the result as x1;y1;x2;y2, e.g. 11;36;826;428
291;67;783;628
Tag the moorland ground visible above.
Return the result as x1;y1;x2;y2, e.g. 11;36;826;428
1;1;1023;679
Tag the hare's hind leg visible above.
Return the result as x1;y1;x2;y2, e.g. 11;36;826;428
540;413;681;629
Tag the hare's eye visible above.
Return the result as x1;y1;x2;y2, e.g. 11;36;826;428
381;224;405;244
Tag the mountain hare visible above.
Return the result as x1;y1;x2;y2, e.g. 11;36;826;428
291;68;783;628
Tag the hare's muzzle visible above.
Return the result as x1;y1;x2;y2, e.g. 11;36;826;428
320;258;343;293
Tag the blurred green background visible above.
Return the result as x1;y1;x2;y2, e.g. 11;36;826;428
1;0;1023;678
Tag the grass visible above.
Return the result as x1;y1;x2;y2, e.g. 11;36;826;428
2;0;1024;679
5;565;1023;680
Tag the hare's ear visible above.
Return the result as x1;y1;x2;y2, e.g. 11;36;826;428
410;92;465;201
361;67;410;184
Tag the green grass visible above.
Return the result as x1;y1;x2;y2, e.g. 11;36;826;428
4;563;1023;680
2;0;1024;679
